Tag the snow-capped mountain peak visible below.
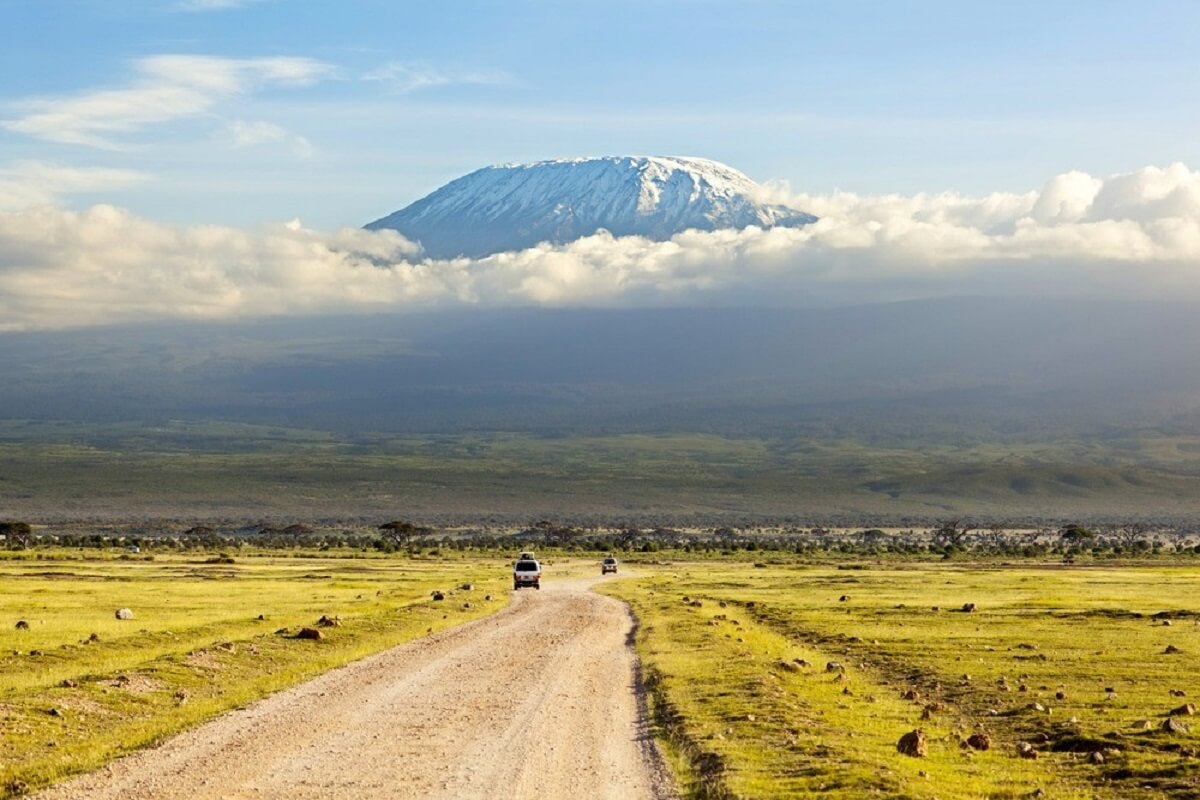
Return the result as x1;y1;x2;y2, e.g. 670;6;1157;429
366;156;816;258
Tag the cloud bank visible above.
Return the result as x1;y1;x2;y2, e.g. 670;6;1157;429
2;164;1200;331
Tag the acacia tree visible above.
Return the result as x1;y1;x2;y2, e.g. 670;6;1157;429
378;521;430;548
0;521;33;549
934;518;974;548
1115;522;1149;553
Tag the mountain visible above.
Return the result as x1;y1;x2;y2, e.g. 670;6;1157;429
365;156;817;258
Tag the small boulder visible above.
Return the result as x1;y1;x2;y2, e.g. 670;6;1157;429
484;594;493;601
777;660;801;673
839;595;850;602
460;583;474;591
1168;703;1196;717
966;732;991;751
1055;691;1066;700
1164;645;1183;654
1133;719;1154;730
962;603;977;613
58;679;78;689
114;608;134;621
14;620;29;630
897;729;927;757
462;602;472;609
316;615;341;628
825;661;845;673
1162;717;1190;734
1088;751;1105;764
295;627;323;640
902;688;922;702
431;592;445;602
1016;742;1039;759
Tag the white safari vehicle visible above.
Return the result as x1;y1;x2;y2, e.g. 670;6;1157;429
513;554;541;590
601;556;618;574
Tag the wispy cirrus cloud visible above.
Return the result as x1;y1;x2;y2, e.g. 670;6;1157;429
0;161;148;211
3;54;333;148
362;62;512;94
224;119;314;159
176;0;272;11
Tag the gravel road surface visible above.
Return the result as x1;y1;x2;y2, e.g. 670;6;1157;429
35;574;677;800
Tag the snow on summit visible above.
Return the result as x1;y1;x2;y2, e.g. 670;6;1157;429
366;156;817;259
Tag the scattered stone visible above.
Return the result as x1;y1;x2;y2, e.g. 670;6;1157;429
256;614;266;621
1133;719;1154;730
114;608;134;621
1162;717;1190;734
87;633;100;643
4;780;30;796
462;602;472;609
460;583;474;591
484;594;493;601
793;658;811;668
962;603;977;613
295;627;323;640
777;660;801;673
174;690;188;705
842;686;853;696
1170;689;1187;697
1015;643;1038;650
931;606;940;612
897;729;927;757
839;595;850;602
1055;691;1066;700
718;601;728;608
1088;751;1105;764
274;627;289;635
47;707;64;718
316;615;341;628
431;592;445;602
58;679;78;688
902;688;922;703
1016;742;1039;759
14;620;29;630
1026;702;1047;713
965;732;991;750
825;661;845;673
1164;645;1183;654
1162;619;1173;626
29;649;42;656
1168;703;1195;717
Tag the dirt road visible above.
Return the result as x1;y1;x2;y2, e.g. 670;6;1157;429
36;575;677;800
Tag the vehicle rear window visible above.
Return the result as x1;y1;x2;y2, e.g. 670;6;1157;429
604;558;616;564
515;561;539;571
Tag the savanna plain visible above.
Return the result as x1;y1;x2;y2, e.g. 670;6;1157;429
1;546;1196;799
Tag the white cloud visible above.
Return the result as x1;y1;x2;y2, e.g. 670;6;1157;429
0;161;148;211
362;62;511;94
3;55;333;148
2;163;1200;331
176;0;271;10
225;119;314;158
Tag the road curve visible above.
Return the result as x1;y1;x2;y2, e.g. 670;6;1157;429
36;575;677;800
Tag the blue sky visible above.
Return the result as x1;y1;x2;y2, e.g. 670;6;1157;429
2;0;1199;228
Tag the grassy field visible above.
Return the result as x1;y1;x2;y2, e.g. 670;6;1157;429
0;551;515;797
601;561;1200;799
7;427;1200;523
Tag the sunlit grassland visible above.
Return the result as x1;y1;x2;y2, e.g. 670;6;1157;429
602;563;1200;799
0;551;514;797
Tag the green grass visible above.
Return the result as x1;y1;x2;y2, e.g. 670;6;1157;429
0;551;513;797
8;428;1200;521
602;562;1200;799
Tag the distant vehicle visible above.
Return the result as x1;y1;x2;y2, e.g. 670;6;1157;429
601;556;618;574
513;557;541;590
125;545;141;554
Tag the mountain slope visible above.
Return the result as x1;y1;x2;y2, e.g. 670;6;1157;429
366;156;817;258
